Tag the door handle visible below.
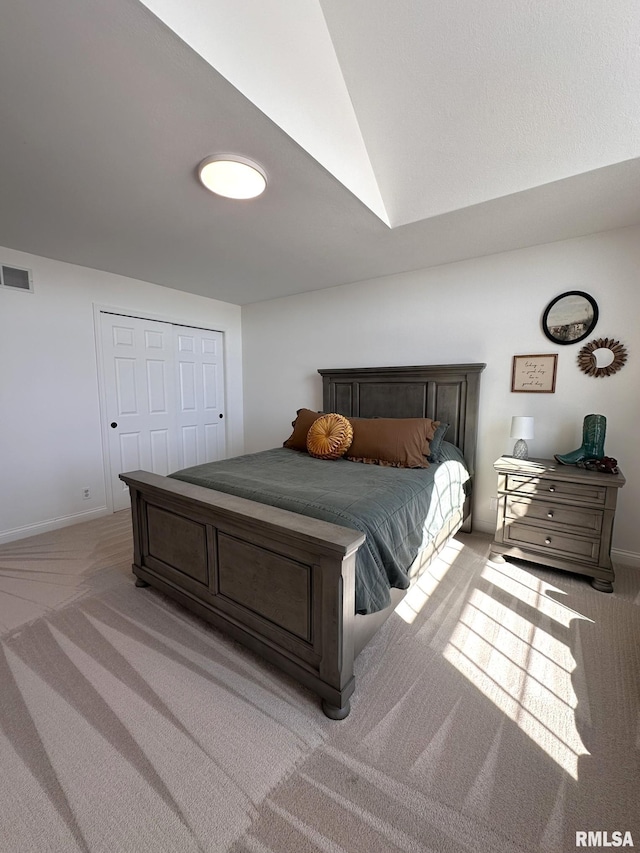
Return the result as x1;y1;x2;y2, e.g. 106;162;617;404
110;422;118;429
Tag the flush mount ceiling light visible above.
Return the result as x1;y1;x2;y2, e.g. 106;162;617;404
197;155;267;199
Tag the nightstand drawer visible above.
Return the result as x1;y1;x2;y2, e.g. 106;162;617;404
504;522;600;564
504;473;607;506
505;496;603;536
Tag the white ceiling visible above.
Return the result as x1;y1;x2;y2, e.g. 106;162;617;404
1;0;639;305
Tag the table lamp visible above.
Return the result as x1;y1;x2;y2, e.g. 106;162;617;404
510;416;534;460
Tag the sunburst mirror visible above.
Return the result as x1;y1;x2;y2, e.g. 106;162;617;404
577;338;628;377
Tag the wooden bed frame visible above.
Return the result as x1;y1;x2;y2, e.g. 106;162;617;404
120;363;485;719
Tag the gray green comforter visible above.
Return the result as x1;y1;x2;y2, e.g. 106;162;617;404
169;444;470;615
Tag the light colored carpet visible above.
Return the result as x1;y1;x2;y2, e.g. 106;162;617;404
0;512;638;852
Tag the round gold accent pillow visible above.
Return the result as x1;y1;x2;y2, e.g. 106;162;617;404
306;413;354;459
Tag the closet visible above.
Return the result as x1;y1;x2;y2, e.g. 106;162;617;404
99;312;225;511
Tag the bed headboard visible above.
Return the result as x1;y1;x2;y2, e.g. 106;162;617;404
318;363;486;478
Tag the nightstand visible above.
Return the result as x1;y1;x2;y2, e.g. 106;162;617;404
491;456;625;592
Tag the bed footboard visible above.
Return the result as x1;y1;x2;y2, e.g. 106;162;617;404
120;471;365;718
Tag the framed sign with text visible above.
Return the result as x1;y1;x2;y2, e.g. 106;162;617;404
511;353;557;393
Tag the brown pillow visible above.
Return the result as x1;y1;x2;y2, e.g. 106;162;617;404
307;414;354;459
346;418;439;468
283;408;324;451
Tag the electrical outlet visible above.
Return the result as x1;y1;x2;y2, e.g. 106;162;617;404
82;487;91;500
490;497;498;511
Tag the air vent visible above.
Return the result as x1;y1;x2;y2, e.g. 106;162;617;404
0;264;33;292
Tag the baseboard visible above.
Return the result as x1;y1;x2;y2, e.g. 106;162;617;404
470;518;495;536
612;548;640;570
2;508;637;570
0;506;110;545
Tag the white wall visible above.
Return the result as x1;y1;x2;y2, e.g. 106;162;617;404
242;225;640;565
0;247;243;543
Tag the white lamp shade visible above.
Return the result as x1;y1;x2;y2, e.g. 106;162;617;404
510;416;534;440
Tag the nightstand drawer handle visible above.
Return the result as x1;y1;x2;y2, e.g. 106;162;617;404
547;510;554;518
548;485;556;492
545;537;552;545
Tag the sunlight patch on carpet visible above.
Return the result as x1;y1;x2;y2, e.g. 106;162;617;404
394;538;463;624
443;561;593;779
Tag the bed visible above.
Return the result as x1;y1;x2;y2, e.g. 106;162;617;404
120;363;485;718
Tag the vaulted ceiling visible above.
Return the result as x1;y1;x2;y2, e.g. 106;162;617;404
1;0;639;304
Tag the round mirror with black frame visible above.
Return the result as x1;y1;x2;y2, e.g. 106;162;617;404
542;290;599;345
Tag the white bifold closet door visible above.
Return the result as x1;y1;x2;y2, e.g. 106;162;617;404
100;312;225;511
